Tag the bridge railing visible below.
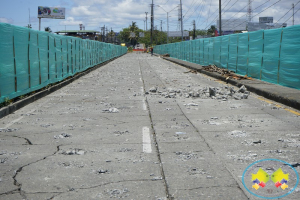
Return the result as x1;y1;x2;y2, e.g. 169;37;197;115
0;23;127;103
154;25;300;90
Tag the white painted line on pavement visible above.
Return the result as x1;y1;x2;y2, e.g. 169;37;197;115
143;126;152;153
4;109;36;129
2;100;49;129
142;99;147;111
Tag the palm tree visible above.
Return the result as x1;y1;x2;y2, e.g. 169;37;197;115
129;21;139;46
108;30;115;43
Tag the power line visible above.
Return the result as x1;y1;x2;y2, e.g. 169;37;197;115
225;0;271;25
205;0;213;27
275;1;300;24
183;0;206;23
222;0;233;11
231;0;283;30
203;0;239;28
183;0;197;18
283;4;300;24
223;0;257;24
162;0;170;6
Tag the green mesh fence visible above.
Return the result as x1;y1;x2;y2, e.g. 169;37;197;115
154;25;300;90
0;23;127;103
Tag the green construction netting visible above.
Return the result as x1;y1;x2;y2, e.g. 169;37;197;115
228;34;238;72
154;25;300;90
248;30;263;79
0;23;127;103
236;33;248;75
280;25;300;89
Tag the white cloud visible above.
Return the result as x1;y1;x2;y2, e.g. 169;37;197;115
0;17;13;24
60;0;300;31
59;17;83;25
70;6;100;16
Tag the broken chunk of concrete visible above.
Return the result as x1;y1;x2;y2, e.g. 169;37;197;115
149;87;157;93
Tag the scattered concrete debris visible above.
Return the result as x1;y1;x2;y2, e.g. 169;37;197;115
97;169;109;174
54;133;71;139
202;64;253;80
1;157;8;163
113;130;130;136
184;70;197;74
62;148;85;155
40;124;53;128
105;188;129;198
102;108;119;113
152;176;163;181
117;148;135;152
149;87;158;93
176;132;186;135
228;130;247;137
146;85;249;101
0;128;18;132
161;53;170;57
184;103;198;106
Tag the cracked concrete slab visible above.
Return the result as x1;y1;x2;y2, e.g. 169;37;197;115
1;53;299;199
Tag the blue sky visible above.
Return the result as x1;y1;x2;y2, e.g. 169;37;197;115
1;0;299;33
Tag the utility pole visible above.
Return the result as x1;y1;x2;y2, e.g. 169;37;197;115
144;20;146;31
150;0;154;45
103;25;106;42
180;0;183;41
293;3;295;26
106;27;108;43
145;12;148;30
110;28;112;43
193;20;196;40
167;12;169;44
219;0;222;36
160;20;163;32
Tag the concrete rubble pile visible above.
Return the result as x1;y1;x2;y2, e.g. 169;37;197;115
146;85;250;101
202;65;252;80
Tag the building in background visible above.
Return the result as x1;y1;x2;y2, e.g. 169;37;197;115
216;17;287;34
55;30;100;40
247;17;287;32
167;31;189;40
217;19;247;35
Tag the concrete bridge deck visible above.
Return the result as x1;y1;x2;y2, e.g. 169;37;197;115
0;53;299;199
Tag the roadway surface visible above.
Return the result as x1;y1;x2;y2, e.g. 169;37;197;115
0;53;299;200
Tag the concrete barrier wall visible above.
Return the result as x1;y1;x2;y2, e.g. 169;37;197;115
0;23;127;103
154;25;300;90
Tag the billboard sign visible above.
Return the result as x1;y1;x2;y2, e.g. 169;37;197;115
38;6;65;19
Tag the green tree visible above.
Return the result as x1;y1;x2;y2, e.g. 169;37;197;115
207;25;216;37
118;22;143;46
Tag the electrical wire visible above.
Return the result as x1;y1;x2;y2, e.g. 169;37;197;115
205;0;213;28
283;5;300;24
223;0;256;24
162;0;170;6
183;0;206;23
231;0;283;30
275;1;300;24
183;0;198;18
202;0;240;29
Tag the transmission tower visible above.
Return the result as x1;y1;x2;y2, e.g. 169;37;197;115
247;0;252;22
